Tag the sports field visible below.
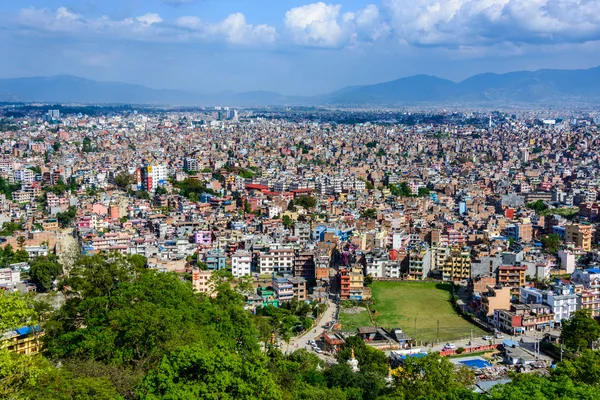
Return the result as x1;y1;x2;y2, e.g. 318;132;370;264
370;281;485;342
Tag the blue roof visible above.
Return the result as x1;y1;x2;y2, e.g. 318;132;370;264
589;268;600;274
502;340;519;348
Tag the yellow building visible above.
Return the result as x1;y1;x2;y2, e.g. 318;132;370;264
1;326;43;355
566;224;593;251
442;246;471;282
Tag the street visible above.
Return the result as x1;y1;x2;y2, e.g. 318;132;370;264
286;297;338;360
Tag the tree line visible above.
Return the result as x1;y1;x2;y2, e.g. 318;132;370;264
2;252;600;399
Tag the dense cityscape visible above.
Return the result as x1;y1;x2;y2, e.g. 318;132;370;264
1;102;600;398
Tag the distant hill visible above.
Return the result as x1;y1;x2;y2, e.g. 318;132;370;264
325;66;600;105
2;66;600;106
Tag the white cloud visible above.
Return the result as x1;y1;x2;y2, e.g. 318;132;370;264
382;0;600;46
13;1;600;53
14;6;275;46
284;2;387;48
136;13;163;26
176;13;276;45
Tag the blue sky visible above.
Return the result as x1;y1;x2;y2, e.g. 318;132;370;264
2;0;600;95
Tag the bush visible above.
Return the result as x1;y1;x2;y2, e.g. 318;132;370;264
456;347;465;354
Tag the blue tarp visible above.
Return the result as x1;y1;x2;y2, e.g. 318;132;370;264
398;353;428;360
503;340;518;348
16;326;39;336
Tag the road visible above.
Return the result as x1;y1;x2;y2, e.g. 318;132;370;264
286;298;338;357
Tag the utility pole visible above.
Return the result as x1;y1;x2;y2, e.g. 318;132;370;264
436;320;440;344
560;342;563;362
414;317;417;344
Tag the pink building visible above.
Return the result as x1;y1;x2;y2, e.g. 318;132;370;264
194;230;212;245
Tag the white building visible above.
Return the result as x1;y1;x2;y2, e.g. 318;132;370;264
258;248;294;275
558;250;576;274
140;164;168;193
520;283;578;323
231;251;252;277
268;205;282;219
13;169;34;184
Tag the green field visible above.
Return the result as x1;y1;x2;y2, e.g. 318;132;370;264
338;307;373;331
370;281;485;343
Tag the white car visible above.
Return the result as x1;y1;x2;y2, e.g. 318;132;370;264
482;335;492;340
443;343;456;350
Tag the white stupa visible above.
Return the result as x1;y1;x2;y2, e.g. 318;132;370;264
347;348;359;372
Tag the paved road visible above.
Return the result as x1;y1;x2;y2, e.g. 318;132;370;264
286;298;338;357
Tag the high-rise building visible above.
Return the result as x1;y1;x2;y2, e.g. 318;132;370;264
44;109;60;121
183;157;198;172
138;164;168;193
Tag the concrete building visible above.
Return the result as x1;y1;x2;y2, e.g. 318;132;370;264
442;246;471;282
496;265;527;290
558;249;576;274
566;224;593;251
572;268;600;317
479;285;511;319
259;248;294;275
138;164;168;193
231;250;252;277
272;278;294;302
192;268;214;296
408;244;430;280
294;251;316;280
520;283;578;323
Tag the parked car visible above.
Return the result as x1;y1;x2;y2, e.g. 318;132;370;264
495;333;504;339
443;343;456;350
482;335;492;340
314;347;322;354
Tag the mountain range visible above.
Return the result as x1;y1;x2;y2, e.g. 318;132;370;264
2;66;600;106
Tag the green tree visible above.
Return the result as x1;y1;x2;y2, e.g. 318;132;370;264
52;141;61;152
155;186;168;196
0;292;37;331
391;352;475;399
282;215;294;229
114;172;133;190
540;234;561;254
526;200;548;213
56;207;77;228
135;190;150;200
13;249;30;263
0;221;22;236
417;187;430;197
16;235;25;249
82;137;94;153
562;310;600;351
29;256;63;292
389;182;412;197
140;342;282;400
489;373;597;400
553;349;600;385
294;195;317;209
361;208;377;219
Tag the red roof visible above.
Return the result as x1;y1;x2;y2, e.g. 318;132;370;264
245;184;269;191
